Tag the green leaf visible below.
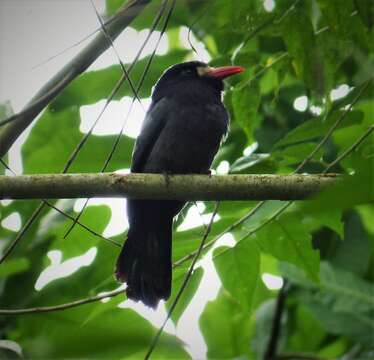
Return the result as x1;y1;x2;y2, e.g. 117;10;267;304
166;266;204;325
105;0;126;16
281;8;325;95
253;212;320;283
354;0;374;28
232;81;261;142
330;211;371;275
298;289;374;346
252;299;287;358
287;305;326;353
13;306;189;358
213;239;260;311
302;158;374;214
302;206;344;237
317;0;356;42
200;289;254;359
272;142;324;167
230;153;272;173
0;258;29;278
51;50;190;110
22;106;135;174
320;262;374;314
273;110;363;149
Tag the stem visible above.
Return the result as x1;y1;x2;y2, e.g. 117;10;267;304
144;201;220;359
0;288;123;315
0;0;151;157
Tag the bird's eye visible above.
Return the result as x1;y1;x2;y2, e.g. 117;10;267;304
182;68;193;76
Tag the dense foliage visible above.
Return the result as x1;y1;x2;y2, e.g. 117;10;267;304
1;0;373;358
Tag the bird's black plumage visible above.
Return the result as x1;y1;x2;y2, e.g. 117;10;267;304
115;61;242;308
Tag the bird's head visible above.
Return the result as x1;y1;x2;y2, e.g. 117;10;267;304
152;61;245;102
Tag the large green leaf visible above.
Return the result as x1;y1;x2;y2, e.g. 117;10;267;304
51;50;190;110
22;106;134;174
232;81;261;142
281;8;325;95
13;305;189;358
213;239;260;311
273;110;363;149
302;158;373;214
200;289;254;359
166;266;204;325
253;212;320;282
280;260;374;348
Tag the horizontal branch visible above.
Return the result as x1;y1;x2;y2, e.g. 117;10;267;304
0;173;339;201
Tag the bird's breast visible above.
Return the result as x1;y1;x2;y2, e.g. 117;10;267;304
143;102;228;174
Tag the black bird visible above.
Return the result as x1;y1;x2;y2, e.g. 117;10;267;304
115;61;244;308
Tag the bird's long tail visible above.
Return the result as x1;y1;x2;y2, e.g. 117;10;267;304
115;220;172;308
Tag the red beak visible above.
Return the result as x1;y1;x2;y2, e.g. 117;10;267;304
206;65;245;79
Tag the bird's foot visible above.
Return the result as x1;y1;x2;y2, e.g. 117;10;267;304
163;171;172;188
202;169;213;177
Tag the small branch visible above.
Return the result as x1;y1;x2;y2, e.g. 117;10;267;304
261;125;374;359
0;203;46;266
0;0;151;157
63;0;169;239
264;281;290;359
327;125;374;169
0;288;123;315
0;173;339;201
277;354;325;360
0;0;170;267
295;79;371;172
0;158;117;246
145;200;220;359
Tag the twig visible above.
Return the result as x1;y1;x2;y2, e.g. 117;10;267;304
239;53;289;88
232;0;301;62
0;0;151;157
295;79;371;172
186;1;214;56
89;0;144;111
144;201;220;359
262;123;373;358
44;199;121;247
277;354;325;360
314;10;357;35
30;12;126;70
0;159;118;247
63;0;169;239
0;203;46;265
326;125;374;169
0;0;171;262
0;288;123;315
173;201;267;267
264;282;290;360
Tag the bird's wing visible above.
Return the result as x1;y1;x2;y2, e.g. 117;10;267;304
131;98;170;172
